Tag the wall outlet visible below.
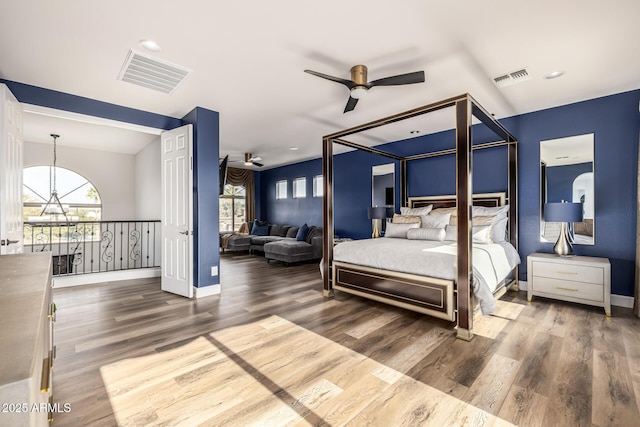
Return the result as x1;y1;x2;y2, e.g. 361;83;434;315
211;266;218;276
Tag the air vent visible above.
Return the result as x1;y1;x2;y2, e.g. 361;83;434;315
117;50;191;94
493;67;531;88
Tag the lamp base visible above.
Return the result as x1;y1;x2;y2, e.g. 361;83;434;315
553;222;574;256
372;219;382;238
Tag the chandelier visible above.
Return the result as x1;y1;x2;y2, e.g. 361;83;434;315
39;134;71;222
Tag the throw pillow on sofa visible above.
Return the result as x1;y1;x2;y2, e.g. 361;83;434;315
286;226;299;238
296;224;309;241
251;223;269;236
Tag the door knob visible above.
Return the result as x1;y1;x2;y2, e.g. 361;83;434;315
179;231;189;235
0;239;19;246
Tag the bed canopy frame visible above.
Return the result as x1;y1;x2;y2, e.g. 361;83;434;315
321;93;518;340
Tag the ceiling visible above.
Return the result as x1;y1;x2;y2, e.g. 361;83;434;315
1;1;639;169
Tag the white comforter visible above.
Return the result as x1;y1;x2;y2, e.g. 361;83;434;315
332;238;521;314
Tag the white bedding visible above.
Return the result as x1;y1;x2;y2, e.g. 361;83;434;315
332;238;521;314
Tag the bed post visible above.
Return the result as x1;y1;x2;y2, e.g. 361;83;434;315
455;96;473;341
508;139;519;290
322;136;334;298
400;159;408;208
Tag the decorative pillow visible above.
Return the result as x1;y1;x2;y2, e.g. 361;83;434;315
251;223;269;236
444;225;457;241
296;224;309;241
421;213;450;229
472;225;493;244
407;227;446;241
492;217;508;242
444;225;495;243
392;214;421;224
473;204;509;219
400;206;432;228
400;205;433;216
286;226;299;239
430;207;458;225
270;225;286;236
384;222;419;238
306;226;323;244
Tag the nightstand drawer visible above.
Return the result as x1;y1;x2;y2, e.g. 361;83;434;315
531;276;604;302
531;261;603;285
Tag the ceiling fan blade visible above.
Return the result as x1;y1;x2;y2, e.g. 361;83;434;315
343;96;359;113
250;156;262;162
367;71;425;88
304;69;355;89
252;161;264;168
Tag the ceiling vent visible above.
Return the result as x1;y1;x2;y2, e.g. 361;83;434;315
117;49;191;94
493;67;531;88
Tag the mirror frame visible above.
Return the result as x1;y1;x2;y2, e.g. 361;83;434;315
372;163;395;210
540;133;595;245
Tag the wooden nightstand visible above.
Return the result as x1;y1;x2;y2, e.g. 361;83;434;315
527;253;611;316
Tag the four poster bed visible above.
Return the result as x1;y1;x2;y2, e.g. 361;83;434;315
321;94;519;340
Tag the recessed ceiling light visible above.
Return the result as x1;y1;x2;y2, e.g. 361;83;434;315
289;147;299;151
410;130;420;135
139;39;161;52
545;70;565;80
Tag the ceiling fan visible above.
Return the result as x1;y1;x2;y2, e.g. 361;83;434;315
304;64;425;113
244;153;263;167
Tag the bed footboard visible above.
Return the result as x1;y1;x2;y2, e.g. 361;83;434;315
333;262;455;321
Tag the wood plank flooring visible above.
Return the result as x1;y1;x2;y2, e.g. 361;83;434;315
50;253;640;426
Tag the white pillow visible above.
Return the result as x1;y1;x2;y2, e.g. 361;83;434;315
407;227;446;241
421;213;450;229
492;217;508;242
472;205;509;219
444;225;494;243
384;222;419;238
400;205;433;216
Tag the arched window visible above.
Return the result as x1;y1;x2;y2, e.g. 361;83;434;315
23;166;102;222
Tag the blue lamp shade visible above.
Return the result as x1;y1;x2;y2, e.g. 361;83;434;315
368;206;388;220
544;202;583;223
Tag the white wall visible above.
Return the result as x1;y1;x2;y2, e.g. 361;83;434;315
24;141;136;220
135;137;161;219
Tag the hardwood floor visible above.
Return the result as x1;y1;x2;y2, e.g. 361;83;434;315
51;253;640;426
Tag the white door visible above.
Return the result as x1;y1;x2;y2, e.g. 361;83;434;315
0;84;24;255
161;124;193;297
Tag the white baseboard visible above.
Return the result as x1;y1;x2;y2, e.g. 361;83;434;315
611;294;634;308
194;284;221;298
53;268;161;288
515;280;634;308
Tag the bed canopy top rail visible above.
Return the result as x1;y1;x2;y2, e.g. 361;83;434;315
321;93;518;341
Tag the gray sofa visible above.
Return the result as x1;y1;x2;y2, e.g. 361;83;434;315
223;222;323;264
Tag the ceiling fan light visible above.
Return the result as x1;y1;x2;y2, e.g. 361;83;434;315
350;87;368;99
244;161;252;166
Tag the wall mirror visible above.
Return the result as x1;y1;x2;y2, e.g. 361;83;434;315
372;163;395;209
540;133;594;245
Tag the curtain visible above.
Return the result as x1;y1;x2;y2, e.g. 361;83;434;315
226;167;255;223
633;134;640;317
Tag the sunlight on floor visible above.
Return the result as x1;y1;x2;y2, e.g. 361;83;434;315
100;314;518;426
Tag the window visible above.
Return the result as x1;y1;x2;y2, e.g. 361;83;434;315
219;184;246;232
23;166;102;222
313;175;323;197
276;180;287;199
293;177;306;199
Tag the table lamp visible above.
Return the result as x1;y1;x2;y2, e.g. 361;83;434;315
368;206;388;238
544;202;583;256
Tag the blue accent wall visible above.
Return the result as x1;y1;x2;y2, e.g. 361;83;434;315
4;79;221;289
182;107;220;287
260;89;640;297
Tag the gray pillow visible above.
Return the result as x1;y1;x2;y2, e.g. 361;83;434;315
306;226;322;244
407;227;446;241
472;204;509;219
384;222;419;238
421;213;450;229
286;226;299;238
